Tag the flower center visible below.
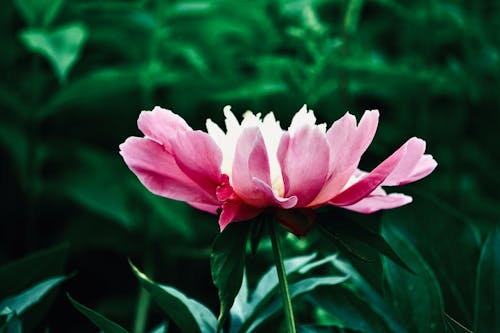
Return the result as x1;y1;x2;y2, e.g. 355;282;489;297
207;106;286;198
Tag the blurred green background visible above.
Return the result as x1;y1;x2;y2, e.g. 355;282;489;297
0;0;499;332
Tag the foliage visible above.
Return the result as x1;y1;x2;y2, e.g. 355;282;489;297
0;0;499;332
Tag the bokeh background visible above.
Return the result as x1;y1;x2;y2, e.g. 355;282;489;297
1;0;499;332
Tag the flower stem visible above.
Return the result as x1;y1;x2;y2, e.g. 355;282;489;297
133;241;154;333
269;218;296;333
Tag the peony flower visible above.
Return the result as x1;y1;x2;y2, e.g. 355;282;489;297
120;105;437;236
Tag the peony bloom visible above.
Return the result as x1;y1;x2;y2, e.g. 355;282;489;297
120;105;437;236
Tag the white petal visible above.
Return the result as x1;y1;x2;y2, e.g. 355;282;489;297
223;105;240;135
289;104;318;134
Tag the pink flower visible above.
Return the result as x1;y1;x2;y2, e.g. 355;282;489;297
120;105;437;236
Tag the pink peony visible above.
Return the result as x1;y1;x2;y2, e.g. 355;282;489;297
120;105;437;236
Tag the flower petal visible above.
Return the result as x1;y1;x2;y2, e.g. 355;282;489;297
330;137;422;206
382;137;426;186
119;137;216;204
188;202;219;214
218;201;261;231
138;107;191;150
341;193;413;213
289;105;318;133
171;130;223;195
253;178;298;209
231;127;272;207
278;125;330;206
310;110;379;205
397;154;437;185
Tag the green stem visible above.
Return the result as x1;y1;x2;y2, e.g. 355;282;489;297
269;219;296;333
133;285;151;333
133;242;154;333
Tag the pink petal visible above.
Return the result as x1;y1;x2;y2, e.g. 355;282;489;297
382;138;426;186
311;110;379;205
399;154;437;185
341;192;413;213
330;137;422;206
231;127;272;207
119;137;216;204
253;178;298;209
171;130;223;195
188;202;219;214
218;200;262;231
328;110;379;172
138;107;191;151
278;125;330;206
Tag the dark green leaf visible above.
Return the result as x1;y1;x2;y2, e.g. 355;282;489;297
319;219;413;273
382;223;445;333
39;67;140;118
474;227;500;333
250;219;266;255
251;253;317;307
0;123;28;185
297;325;351;333
330;257;408;333
67;294;129;333
308;285;393;333
0;276;65;315
0;308;23;333
211;221;251;330
444;313;474;333
246;275;349;332
0;244;68;299
235;254;345;333
130;262;217;333
211;81;286;100
382;195;481;325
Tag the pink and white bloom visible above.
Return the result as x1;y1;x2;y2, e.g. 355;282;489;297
120;105;437;236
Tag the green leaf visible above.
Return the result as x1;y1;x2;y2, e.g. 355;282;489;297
0;308;23;333
382;196;481;325
444;313;474;333
235;253;342;333
229;271;249;333
344;0;364;35
130;262;217;333
296;325;344;333
329;257;408;333
0;123;28;186
14;0;64;27
149;322;168;333
0;244;68;300
251;253;317;307
318;218;413;273
50;147;193;239
308;285;393;333
20;22;88;83
38;67;140;118
250;220;266;255
211;221;251;330
211;81;287;100
474;227;500;333
0;276;65;315
298;254;338;274
382;223;445;333
67;294;129;333
246;275;349;332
